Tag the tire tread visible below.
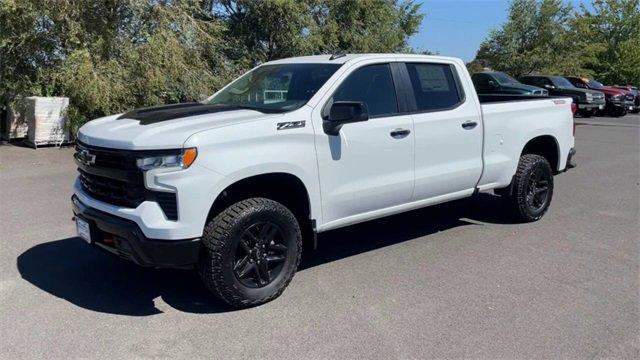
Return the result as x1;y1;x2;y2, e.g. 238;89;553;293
198;197;302;308
507;154;554;222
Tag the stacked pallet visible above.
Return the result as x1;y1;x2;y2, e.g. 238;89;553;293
24;97;69;148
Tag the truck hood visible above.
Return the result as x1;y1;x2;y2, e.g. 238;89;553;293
553;87;602;97
503;83;546;94
590;86;625;96
77;103;278;150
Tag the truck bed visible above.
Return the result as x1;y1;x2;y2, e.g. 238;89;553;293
476;94;574;191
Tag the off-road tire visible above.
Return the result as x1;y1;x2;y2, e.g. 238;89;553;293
506;154;554;222
609;108;626;117
579;109;593;118
198;198;302;308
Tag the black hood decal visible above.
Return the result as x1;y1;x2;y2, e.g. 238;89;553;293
117;103;251;125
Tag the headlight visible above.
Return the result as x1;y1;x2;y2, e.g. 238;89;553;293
612;94;622;101
136;147;197;170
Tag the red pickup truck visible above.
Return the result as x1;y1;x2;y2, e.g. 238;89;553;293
565;77;635;117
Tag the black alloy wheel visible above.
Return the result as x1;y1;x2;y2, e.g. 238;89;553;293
524;167;551;213
505;154;554;222
199;197;302;308
233;221;290;288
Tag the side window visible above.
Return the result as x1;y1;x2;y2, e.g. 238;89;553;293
527;77;545;87
406;63;462;112
472;74;490;90
332;64;398;117
571;79;585;88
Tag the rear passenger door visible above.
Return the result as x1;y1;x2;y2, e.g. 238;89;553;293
403;62;484;201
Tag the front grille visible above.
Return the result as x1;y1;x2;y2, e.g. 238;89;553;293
75;142;179;220
79;170;145;208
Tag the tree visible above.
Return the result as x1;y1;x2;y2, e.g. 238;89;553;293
311;0;423;54
216;0;423;63
1;0;232;131
571;0;640;85
472;0;640;85
1;0;424;131
474;0;582;77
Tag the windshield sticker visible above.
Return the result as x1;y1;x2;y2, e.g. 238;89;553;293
416;66;450;92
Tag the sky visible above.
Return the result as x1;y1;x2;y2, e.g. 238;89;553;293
409;0;593;62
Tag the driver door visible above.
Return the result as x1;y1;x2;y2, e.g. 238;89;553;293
312;63;415;228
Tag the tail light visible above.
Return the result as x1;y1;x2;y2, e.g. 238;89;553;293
571;102;577;115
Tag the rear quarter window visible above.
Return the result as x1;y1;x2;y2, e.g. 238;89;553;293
406;63;463;112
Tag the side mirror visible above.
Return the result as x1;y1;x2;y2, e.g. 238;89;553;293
488;80;498;88
323;101;369;135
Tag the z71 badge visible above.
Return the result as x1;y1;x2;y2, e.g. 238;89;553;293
277;121;306;130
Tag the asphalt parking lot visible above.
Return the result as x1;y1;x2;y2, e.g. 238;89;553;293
1;114;638;359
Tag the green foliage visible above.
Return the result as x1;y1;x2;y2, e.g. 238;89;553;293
474;0;640;84
216;0;423;63
571;0;640;84
476;0;580;77
0;0;423;129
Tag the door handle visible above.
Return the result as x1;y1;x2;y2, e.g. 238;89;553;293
462;121;478;130
390;128;411;139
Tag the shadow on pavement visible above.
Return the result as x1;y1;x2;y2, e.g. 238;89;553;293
17;193;514;316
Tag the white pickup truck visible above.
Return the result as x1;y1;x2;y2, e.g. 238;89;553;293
72;54;576;307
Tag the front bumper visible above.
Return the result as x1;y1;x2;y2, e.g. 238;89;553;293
624;101;635;112
608;99;631;111
578;102;605;110
72;195;200;268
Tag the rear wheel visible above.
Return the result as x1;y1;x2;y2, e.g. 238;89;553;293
198;198;302;308
504;154;554;222
579;109;594;118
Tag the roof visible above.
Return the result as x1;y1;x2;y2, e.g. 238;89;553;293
264;53;463;66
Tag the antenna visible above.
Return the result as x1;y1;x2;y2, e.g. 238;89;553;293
329;53;346;60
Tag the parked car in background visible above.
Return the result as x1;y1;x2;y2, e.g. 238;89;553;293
520;75;605;117
472;72;548;96
613;85;639;113
564;77;633;117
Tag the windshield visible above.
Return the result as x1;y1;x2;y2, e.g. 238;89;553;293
551;76;575;89
207;63;341;112
588;79;604;89
493;72;520;85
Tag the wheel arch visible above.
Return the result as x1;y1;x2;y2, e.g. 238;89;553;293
206;172;316;242
520;135;560;173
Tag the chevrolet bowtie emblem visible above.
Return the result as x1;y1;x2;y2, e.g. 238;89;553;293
77;149;96;166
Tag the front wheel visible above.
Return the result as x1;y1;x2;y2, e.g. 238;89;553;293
609;108;626;117
198;198;302;308
505;154;554;222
